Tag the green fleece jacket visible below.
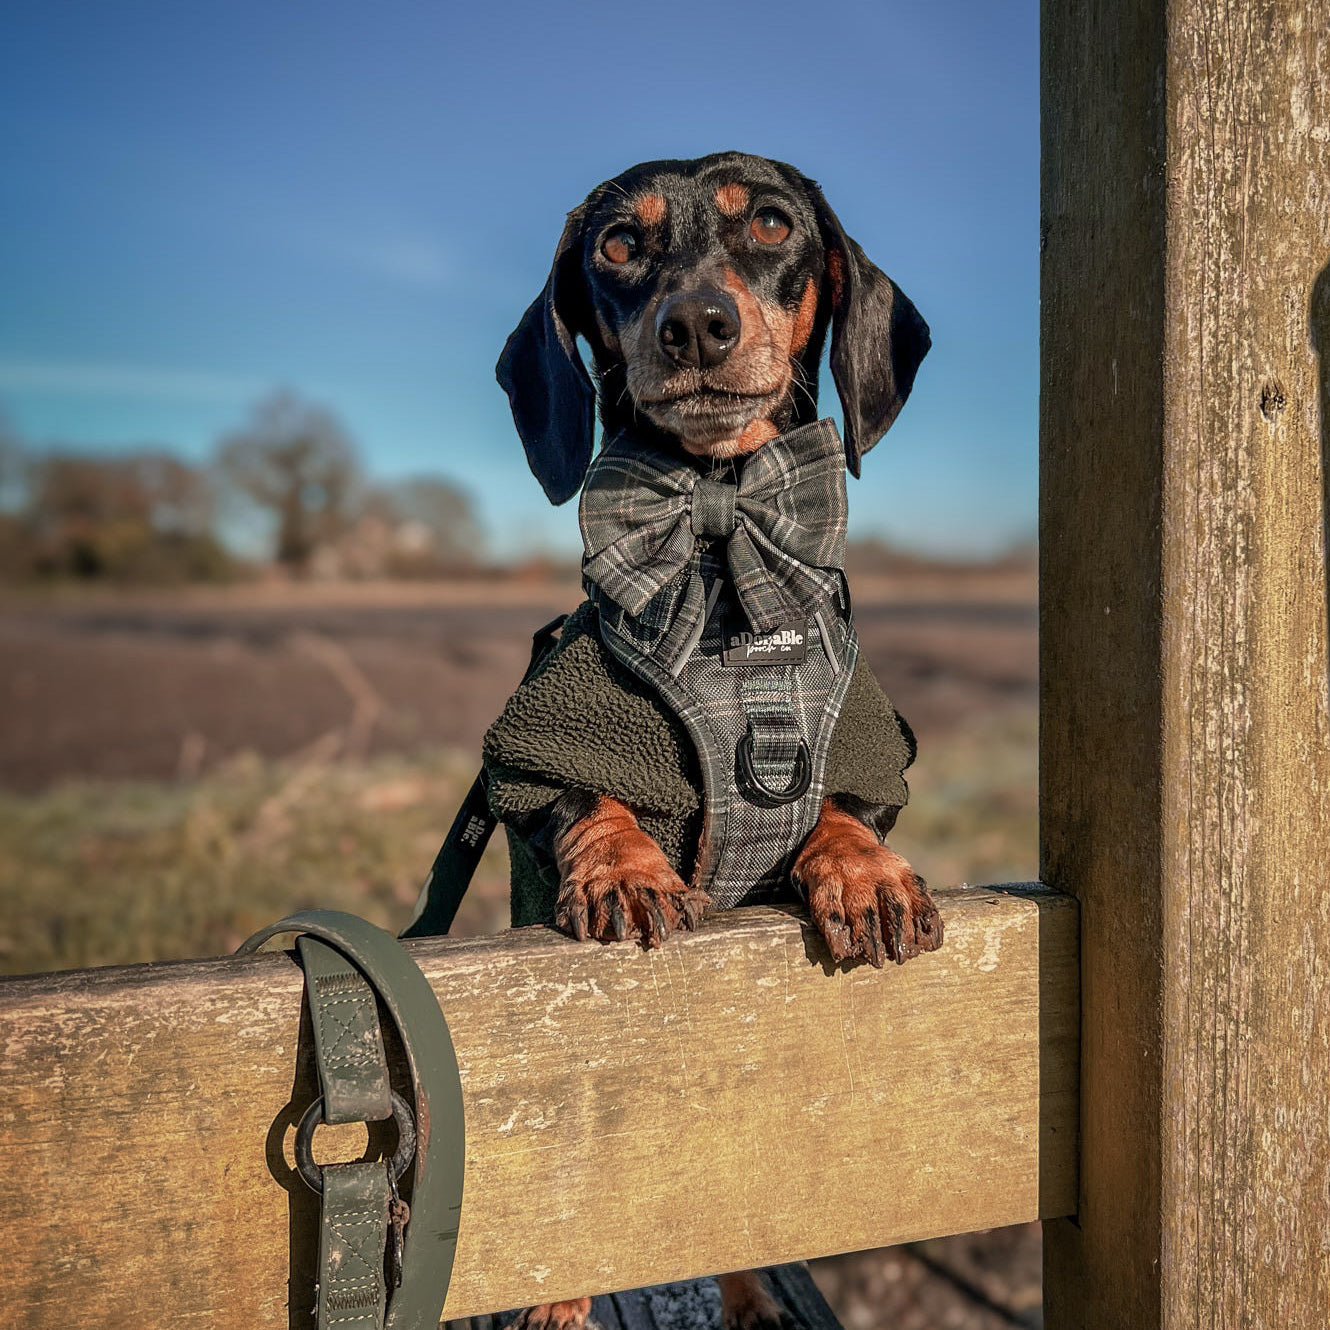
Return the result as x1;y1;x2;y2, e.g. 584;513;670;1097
483;600;915;926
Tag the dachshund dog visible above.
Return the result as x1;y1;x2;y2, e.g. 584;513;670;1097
493;152;942;1330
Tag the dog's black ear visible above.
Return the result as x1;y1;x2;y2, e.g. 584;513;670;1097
496;205;595;505
806;185;931;476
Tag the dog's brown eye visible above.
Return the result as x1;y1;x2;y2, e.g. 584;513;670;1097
602;229;640;264
750;209;792;245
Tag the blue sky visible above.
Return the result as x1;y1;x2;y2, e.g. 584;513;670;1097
1;0;1037;559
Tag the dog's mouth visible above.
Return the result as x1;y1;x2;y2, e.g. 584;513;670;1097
638;386;770;413
631;379;786;447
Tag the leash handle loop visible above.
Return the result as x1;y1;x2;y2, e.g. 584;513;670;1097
239;911;464;1330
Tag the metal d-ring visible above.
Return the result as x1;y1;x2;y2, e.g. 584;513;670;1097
294;1089;417;1194
736;729;813;804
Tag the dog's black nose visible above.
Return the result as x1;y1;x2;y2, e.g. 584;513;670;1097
656;290;740;369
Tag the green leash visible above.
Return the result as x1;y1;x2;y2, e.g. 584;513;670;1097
402;614;567;939
239;911;466;1330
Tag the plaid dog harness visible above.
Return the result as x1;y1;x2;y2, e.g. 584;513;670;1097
580;418;858;908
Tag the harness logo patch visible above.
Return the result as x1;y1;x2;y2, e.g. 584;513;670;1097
459;814;489;848
721;614;809;666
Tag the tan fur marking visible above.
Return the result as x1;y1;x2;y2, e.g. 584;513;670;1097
714;182;751;216
731;419;780;454
717;266;771;374
791;276;820;356
594;310;621;355
827;248;846;307
633;193;667;226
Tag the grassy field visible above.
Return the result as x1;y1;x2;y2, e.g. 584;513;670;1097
0;706;1034;977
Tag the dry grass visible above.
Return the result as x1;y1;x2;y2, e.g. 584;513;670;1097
0;707;1034;977
0;749;512;975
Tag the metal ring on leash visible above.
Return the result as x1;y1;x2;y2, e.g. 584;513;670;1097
294;1090;417;1194
736;731;813;804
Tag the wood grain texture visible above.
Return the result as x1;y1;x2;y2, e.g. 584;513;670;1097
1042;2;1330;1326
0;888;1077;1327
1040;1;1168;1322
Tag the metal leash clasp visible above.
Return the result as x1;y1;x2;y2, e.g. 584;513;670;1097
293;1090;417;1195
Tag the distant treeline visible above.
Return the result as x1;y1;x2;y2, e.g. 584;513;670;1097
0;390;485;584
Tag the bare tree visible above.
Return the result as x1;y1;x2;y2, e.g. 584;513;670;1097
382;476;485;568
10;447;228;581
33;451;214;534
215;390;361;570
0;410;28;576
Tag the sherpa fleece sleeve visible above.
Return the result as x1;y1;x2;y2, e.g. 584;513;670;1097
482;600;701;825
823;654;916;812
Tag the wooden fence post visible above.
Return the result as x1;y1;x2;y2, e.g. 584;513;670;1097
1041;1;1330;1325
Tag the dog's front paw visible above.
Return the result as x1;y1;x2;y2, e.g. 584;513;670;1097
555;796;710;947
805;851;942;967
510;1299;593;1330
793;805;943;968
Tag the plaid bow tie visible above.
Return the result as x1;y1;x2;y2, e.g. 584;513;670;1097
579;418;848;635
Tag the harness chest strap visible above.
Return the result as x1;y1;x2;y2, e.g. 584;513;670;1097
579;419;856;907
595;566;855;907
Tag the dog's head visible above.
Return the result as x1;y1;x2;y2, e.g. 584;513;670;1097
497;151;930;504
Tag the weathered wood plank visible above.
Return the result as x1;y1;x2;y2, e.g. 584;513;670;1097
0;887;1076;1327
1042;1;1330;1325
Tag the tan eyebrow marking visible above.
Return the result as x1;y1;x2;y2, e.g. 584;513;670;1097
714;182;751;217
633;193;667;226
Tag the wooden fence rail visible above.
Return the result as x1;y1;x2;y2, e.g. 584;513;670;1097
0;886;1076;1327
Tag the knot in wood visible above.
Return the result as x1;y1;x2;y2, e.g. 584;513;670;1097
1259;378;1287;421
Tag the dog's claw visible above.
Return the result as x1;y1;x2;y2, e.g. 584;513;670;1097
861;905;885;969
557;887;590;942
609;897;629;941
885;900;905;964
647;895;670;946
819;909;851;963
